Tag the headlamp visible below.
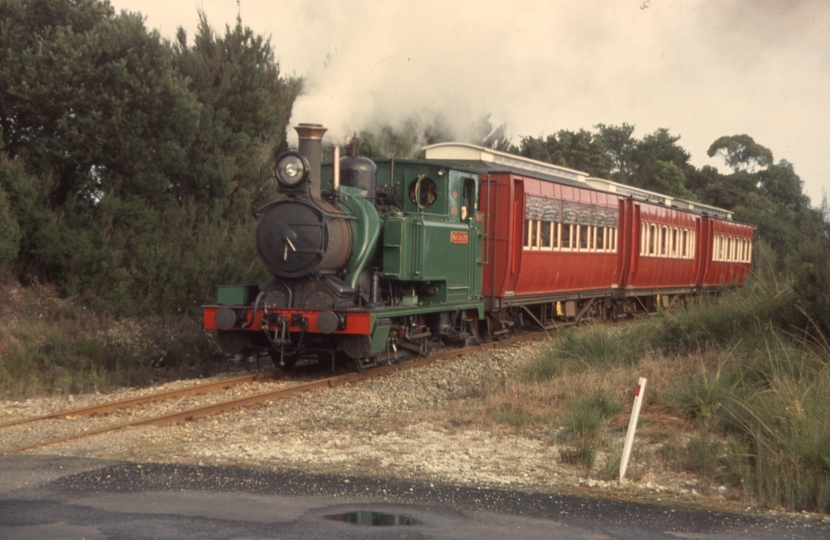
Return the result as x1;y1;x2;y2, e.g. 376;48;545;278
274;151;310;188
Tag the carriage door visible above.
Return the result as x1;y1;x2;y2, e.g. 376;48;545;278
505;178;524;295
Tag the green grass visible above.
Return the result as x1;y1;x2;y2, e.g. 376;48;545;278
557;393;622;469
512;268;830;513
523;324;644;381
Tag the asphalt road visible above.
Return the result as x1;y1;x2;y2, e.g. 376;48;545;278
0;455;827;539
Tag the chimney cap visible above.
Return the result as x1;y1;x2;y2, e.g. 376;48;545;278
295;123;327;141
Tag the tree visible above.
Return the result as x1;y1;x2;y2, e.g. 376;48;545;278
0;146;21;273
627;128;695;199
707;134;773;173
555;129;612;178
756;160;809;214
643;161;696;200
172;13;301;213
516;135;553;163
694;168;758;211
0;0;200;207
516;130;611;178
595;123;636;182
0;2;296;314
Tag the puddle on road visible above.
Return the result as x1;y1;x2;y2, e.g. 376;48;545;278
325;510;422;526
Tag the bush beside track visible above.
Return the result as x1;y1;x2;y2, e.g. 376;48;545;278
0;279;224;398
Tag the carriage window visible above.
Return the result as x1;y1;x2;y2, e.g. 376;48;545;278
408;176;438;209
681;230;688;258
536;221;541;248
649;224;657;255
553;223;560;249
525;219;536;249
596;226;605;251
660;226;668;256
541;221;552;249
579;224;589;250
562;224;573;250
533;220;541;250
671;228;679;258
691;230;696;258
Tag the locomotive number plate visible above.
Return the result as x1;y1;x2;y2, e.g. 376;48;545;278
450;231;468;244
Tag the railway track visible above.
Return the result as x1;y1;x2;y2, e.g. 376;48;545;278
0;370;281;430
1;332;545;456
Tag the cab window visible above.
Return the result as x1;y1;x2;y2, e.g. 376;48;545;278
408;177;438;210
461;177;476;220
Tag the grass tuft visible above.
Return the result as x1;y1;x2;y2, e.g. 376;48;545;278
557;393;622;469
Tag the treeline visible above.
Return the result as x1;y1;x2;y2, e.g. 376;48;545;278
0;0;299;315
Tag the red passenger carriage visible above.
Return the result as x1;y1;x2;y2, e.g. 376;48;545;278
423;143;754;326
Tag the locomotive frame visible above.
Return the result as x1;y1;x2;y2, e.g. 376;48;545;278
203;124;755;370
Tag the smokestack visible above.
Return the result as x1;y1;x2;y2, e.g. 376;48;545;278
294;123;327;200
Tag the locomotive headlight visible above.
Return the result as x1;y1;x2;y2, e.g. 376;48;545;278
274;151;310;188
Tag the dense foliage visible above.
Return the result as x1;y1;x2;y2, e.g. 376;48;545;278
0;0;299;315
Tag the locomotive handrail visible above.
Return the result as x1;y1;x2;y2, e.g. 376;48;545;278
481;175;492;266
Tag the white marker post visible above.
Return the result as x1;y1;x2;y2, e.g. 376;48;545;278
619;377;647;483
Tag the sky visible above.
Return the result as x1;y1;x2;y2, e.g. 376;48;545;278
110;0;830;206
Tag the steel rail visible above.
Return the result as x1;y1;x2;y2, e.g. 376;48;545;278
0;371;281;429
1;332;547;456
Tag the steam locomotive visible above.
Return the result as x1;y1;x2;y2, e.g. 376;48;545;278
203;123;755;370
